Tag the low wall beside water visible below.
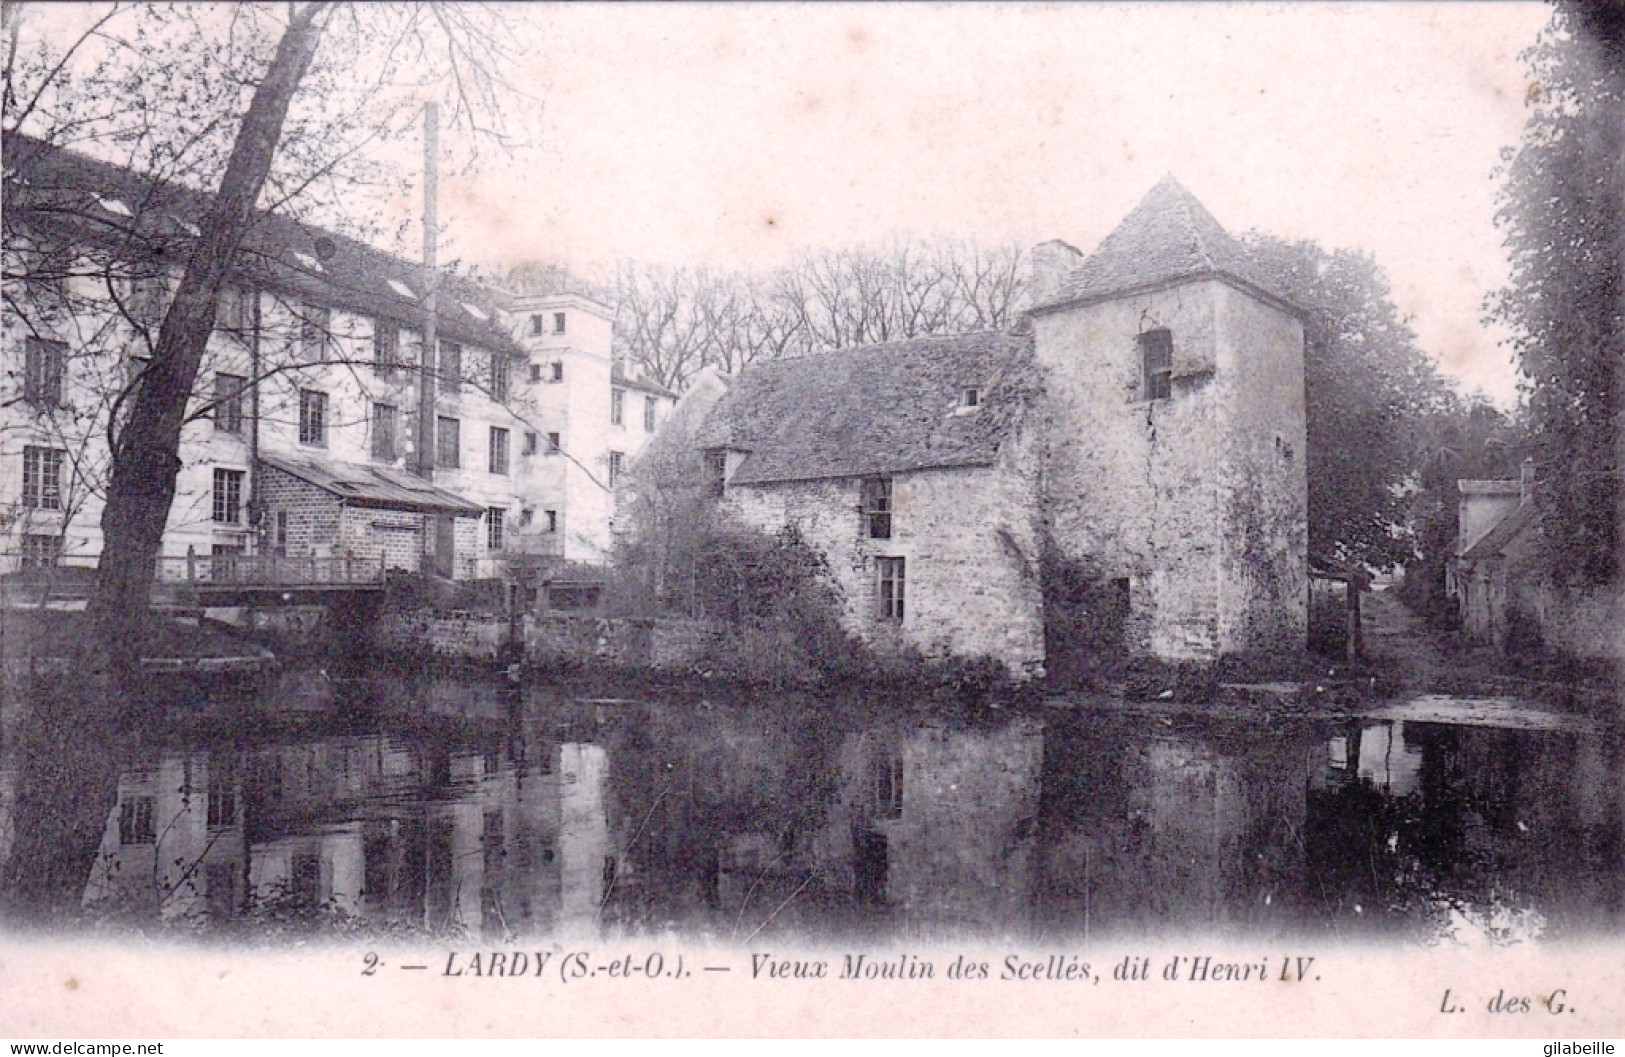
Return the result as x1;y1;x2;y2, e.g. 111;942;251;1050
371;609;716;670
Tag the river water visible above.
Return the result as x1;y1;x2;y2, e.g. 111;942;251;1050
3;665;1620;946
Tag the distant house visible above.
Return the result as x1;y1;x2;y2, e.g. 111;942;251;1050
1454;493;1539;651
1451;463;1625;662
691;179;1310;676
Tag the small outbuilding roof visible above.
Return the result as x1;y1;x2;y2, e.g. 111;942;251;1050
695;331;1035;486
1460;501;1537;561
1034;176;1300;317
258;453;483;516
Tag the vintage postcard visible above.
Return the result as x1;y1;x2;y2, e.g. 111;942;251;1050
1;1;1621;1041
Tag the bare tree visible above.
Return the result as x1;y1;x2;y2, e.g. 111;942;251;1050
4;3;523;684
596;237;1029;393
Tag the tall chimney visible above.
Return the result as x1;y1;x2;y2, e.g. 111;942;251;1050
1031;239;1084;307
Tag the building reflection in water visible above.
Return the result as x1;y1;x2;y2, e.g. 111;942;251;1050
811;719;1043;939
32;675;1622;944
78;730;613;940
1035;718;1313;940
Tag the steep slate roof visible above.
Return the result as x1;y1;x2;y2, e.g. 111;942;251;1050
1460;501;1537;561
2;133;520;355
697;331;1034;486
1034;176;1299;316
259;452;483;516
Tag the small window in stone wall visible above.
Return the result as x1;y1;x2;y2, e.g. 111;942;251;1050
24;337;66;407
704;450;727;498
212;468;244;524
440;341;462;392
374;320;400;376
877;556;905;623
437;416;461;468
490;354;509;402
372;403;398;461
298;389;327;446
487;507;505;551
119;796;155;845
214;373;245;434
21;533;62;568
299;303;331;362
1140;328;1173;401
862;477;892;539
21;445;65;509
872;749;903;819
489;426;510;474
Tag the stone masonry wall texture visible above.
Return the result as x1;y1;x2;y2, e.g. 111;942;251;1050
1033;277;1306;660
722;438;1045;677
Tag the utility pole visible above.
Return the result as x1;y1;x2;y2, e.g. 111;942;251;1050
416;101;439;481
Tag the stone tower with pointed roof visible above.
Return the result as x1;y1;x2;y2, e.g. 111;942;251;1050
1030;178;1308;661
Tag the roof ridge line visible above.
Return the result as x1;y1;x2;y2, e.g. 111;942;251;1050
1179;190;1219;272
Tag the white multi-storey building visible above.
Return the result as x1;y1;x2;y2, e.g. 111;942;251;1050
1;133;669;586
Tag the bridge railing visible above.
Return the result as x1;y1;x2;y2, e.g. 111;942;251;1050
154;552;387;588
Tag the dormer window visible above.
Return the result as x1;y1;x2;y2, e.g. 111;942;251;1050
1139;328;1173;401
96;196;133;218
962;387;982;408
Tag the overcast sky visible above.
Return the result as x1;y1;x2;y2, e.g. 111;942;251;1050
23;2;1555;405
409;2;1546;406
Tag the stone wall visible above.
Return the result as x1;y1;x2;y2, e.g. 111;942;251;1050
337;507;424;573
1213;283;1309;652
256;467;342;557
1032;277;1307;660
371;609;705;669
1034;283;1222;658
720;436;1045;677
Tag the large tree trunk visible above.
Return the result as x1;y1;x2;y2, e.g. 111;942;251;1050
86;4;327;691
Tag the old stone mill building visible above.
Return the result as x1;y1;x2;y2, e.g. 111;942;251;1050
694;179;1309;676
